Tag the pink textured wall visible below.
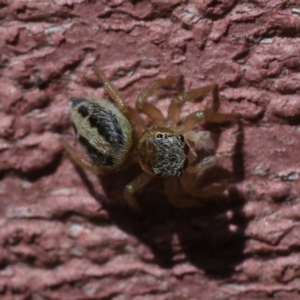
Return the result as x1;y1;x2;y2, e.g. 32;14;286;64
1;0;300;299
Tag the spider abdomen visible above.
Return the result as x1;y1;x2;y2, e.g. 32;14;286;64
70;97;133;170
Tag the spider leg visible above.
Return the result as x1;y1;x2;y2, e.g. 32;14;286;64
185;155;216;174
93;65;126;111
184;131;215;151
136;76;180;123
60;138;108;175
164;177;203;208
93;65;145;135
124;172;154;210
168;84;216;125
182;110;236;133
180;172;228;198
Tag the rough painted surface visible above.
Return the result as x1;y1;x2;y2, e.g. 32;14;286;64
1;0;300;299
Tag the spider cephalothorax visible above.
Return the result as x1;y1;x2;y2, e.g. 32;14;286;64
61;65;234;210
138;128;188;177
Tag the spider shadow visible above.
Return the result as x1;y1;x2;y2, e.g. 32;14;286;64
75;119;247;280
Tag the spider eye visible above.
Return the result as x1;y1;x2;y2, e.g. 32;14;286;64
157;134;163;139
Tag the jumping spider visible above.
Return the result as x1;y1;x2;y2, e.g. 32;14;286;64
60;65;234;210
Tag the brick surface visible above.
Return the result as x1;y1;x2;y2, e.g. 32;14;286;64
1;0;300;299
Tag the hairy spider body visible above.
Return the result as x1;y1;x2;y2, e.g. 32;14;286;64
69;97;133;172
138;128;187;177
61;65;234;210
